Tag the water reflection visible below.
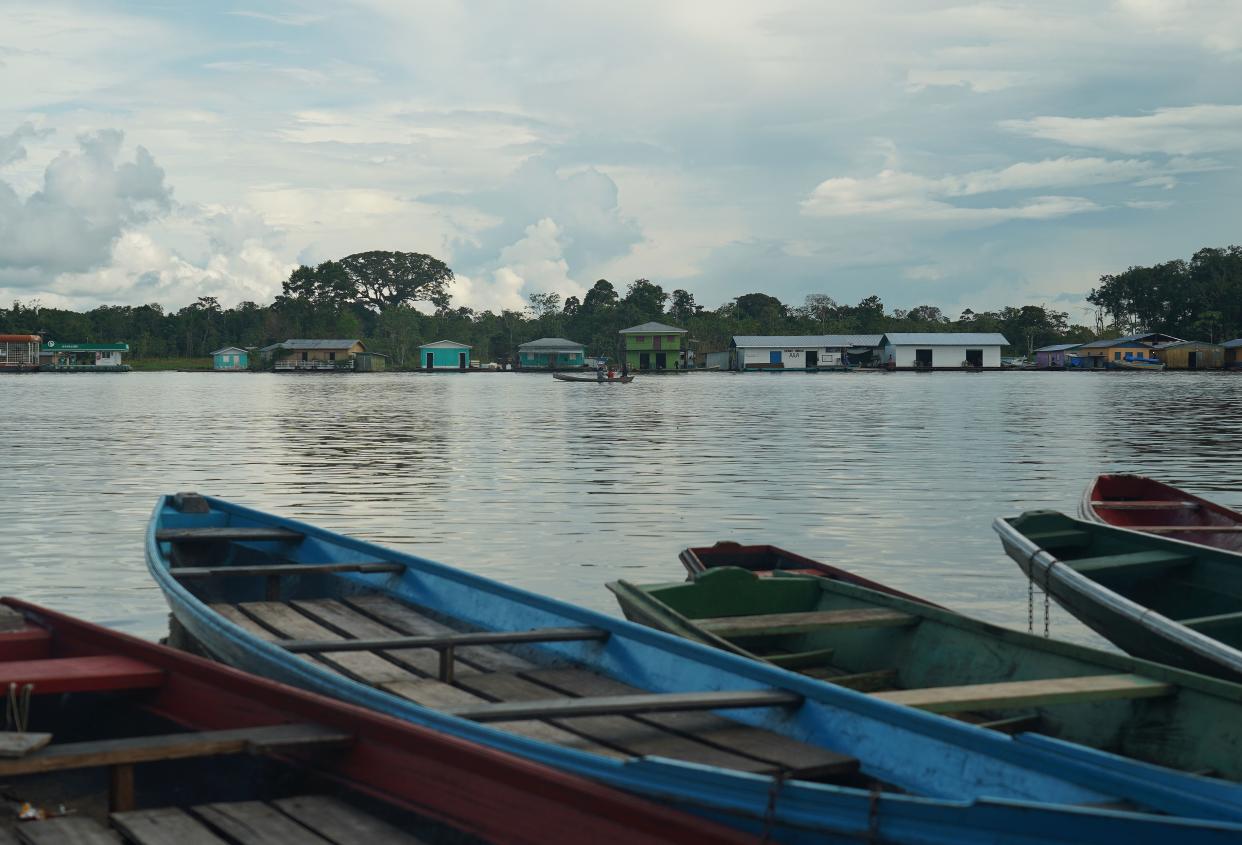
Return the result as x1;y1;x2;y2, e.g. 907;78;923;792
0;370;1238;642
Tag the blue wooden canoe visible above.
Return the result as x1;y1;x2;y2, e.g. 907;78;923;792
147;494;1242;844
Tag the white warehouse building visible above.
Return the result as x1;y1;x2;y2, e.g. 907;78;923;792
730;335;883;370
878;332;1010;369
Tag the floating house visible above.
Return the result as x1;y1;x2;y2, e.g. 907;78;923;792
1033;343;1081;368
1151;340;1224;370
0;334;41;372
418;340;472;370
40;341;131;371
877;333;1009;369
517;337;586;369
730;335;882;370
210;347;249;371
1073;337;1158;369
619;322;689;371
353;352;388;372
1225;338;1242;369
259;339;365;371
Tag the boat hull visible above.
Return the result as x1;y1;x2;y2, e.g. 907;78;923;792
552;372;634;383
1081;474;1242;554
148;495;1242;843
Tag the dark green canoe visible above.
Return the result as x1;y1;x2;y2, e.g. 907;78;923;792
995;509;1242;681
608;565;1242;781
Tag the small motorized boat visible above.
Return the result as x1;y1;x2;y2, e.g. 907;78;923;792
146;494;1242;843
1082;474;1242;554
1110;355;1165;370
0;597;742;845
552;372;634;383
610;565;1242;781
995;510;1242;682
679;541;937;606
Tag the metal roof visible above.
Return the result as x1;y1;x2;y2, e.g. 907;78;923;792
210;347;248;355
732;335;882;348
1223;338;1242;348
1075;337;1154;350
1150;340;1221;349
518;337;586;349
278;339;363;350
418;340;472;349
619;321;687;334
1033;343;1082;353
879;333;1010;346
40;342;129;352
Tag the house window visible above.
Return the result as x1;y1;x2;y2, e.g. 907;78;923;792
667;335;676;341
1114;352;1121;360
636;336;646;342
328;352;336;361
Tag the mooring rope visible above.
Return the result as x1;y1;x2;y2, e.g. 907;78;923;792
6;682;32;733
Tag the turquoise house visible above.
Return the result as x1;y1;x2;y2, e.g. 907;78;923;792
418;340;472;370
211;346;249;370
518;337;586;369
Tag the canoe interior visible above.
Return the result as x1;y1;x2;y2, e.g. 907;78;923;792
612;566;1242;782
1085;475;1242;554
1010;511;1242;651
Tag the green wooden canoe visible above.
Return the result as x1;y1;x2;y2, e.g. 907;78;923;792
608;566;1242;781
995;509;1242;681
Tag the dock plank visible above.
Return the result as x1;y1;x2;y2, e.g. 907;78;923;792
344;596;535;673
271;796;430;845
454;672;775;773
192;801;332;845
238;602;419;687
17;818;119;845
524;667;859;778
698;608;917;638
872;674;1174;713
111;807;229;845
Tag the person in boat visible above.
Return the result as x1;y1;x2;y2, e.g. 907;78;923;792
621;360;629;378
606;364;616;380
596;363;605;382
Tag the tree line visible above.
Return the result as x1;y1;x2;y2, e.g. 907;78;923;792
3;245;1239;367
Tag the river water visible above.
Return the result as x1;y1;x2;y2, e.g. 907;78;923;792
2;370;1240;642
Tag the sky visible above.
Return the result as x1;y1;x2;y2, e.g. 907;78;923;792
1;1;1240;322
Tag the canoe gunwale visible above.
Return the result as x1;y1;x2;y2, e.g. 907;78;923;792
993;516;1242;680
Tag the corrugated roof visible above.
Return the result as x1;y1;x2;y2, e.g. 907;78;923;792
1075;337;1153;350
210;347;247;355
732;335;882;348
518;337;586;349
1034;343;1082;353
1150;340;1221;349
418;340;472;349
1223;338;1242;348
619;321;687;334
880;333;1010;346
278;339;362;350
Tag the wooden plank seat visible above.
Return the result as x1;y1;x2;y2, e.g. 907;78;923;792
1025;529;1092;549
446;689;803;722
763;647;836;670
156;527;304;543
1066;551;1194;577
0;724;351;777
698;608;916;638
170;563;405;578
1179;610;1242;631
872;674;1174;713
16;817;119;844
0;656;163;695
111;806;227;845
1090;501;1200;510
0;627;53;662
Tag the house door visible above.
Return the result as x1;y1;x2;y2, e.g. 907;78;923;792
301;352;308;362
805;350;818;368
965;349;983;367
655;353;667;369
426;353;434;370
1188;351;1198;369
915;349;933;367
639;352;650;369
459;352;467;370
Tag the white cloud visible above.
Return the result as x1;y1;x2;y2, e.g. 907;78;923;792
454;218;587;311
0;123;51;167
1002;104;1242;155
906;69;1034;94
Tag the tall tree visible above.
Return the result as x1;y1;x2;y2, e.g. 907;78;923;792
622;278;668;318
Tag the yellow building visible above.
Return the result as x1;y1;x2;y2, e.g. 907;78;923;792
1073;337;1158;369
1153;341;1224;370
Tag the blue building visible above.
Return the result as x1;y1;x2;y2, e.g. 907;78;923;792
211;346;249;370
418;340;472;370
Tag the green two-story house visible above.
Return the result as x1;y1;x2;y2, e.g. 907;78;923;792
619;321;688;371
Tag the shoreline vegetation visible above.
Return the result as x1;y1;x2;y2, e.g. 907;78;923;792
4;246;1241;367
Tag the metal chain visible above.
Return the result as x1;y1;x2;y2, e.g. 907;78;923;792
1027;574;1034;634
759;769;788;844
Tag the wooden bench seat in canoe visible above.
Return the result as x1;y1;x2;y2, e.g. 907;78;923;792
872;674;1174;713
0;656;164;695
170;562;405;578
156;527;305;543
1178;610;1242;631
446;689;803;721
1089;501;1200;510
1066;551;1194;577
697;608;917;638
1025;529;1092;549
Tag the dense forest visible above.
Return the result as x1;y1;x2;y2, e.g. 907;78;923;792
3;246;1239;367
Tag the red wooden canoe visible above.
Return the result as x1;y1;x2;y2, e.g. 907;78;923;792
0;598;753;845
1081;474;1242;554
678;541;939;607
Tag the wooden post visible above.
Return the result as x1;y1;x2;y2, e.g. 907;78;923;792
110;764;135;812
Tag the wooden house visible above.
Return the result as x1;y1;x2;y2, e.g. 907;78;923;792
211;347;249;370
1072;337;1158;369
1224;339;1242;369
0;334;41;371
418;340;472;370
1033;343;1080;368
619;322;689;371
1152;340;1224;370
259;339;364;371
517;338;586;369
